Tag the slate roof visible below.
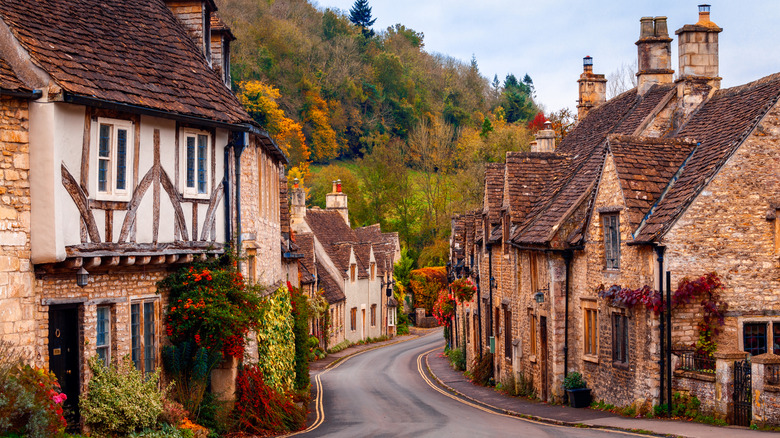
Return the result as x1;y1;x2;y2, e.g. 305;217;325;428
316;261;346;304
0;57;27;92
608;135;696;231
635;73;780;242
354;224;398;276
296;233;315;285
0;0;250;124
503;152;570;225
305;209;355;277
483;163;505;225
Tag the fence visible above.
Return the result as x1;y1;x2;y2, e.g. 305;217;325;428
677;350;716;373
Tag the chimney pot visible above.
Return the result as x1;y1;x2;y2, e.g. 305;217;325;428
698;4;710;13
654;17;669;37
640;17;654;38
293;177;299;189
336;179;342;193
543;121;552;130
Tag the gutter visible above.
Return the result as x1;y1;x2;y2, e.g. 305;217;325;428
1;88;42;99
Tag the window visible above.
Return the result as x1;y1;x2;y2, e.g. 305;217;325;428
744;322;768;356
181;130;211;198
774;208;780;253
370;263;375;281
465;311;470;341
530;312;537;356
247;254;256;285
583;307;598;358
350;264;356;282
388;307;395;327
131;301;157;373
603;213;620;270
612;313;628;364
494;307;500;339
485;299;492;338
94;119;133;201
96;306;111;366
370;304;377;327
350;307;357;331
504;306;512;360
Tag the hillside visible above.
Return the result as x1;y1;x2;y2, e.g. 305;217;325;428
216;0;573;264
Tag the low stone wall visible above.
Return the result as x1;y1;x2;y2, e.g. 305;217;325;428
416;316;439;328
673;370;717;415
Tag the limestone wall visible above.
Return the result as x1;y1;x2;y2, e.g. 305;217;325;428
0;95;34;358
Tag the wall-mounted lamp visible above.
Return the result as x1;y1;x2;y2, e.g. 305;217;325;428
77;267;89;288
534;291;545;304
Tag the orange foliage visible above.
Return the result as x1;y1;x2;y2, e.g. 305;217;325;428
409;267;447;315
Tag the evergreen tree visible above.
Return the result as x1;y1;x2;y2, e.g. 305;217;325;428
349;0;377;37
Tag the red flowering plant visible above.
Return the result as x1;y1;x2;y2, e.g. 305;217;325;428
159;252;263;360
451;278;477;303
232;364;306;435
432;290;456;325
0;362;67;437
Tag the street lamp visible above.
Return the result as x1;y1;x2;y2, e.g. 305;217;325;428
534;291;545;304
76;267;89;288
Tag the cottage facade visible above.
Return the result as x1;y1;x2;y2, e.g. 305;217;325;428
451;6;780;424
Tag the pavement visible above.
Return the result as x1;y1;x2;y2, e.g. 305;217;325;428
424;345;777;438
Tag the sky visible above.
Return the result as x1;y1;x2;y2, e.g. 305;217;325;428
313;0;780;113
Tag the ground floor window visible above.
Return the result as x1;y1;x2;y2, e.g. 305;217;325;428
742;321;780;356
530;312;537;356
96;306;111;366
350;307;357;331
388;308;396;327
584;307;598;357
612;313;628;365
131;300;157;374
504;306;512;360
370;304;377;327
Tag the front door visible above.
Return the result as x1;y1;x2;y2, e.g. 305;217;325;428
361;308;366;339
540;316;548;401
49;306;80;426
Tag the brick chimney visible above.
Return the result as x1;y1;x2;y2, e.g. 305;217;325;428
532;121;555;153
291;178;307;226
326;179;349;225
210;13;235;87
636;16;674;95
165;0;217;64
676;4;722;87
577;56;607;120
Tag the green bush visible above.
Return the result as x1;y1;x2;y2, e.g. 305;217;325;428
470;353;494;387
80;356;166;435
129;424;194;438
563;372;587;390
162;341;221;420
445;345;466;371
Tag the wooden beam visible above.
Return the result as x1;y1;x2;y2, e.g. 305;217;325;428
136;256;152;266
83;257;101;269
103;256;120;267
150;255;166;265
176;254;193;264
166;254;179;264
64;258;83;269
119;256;136;266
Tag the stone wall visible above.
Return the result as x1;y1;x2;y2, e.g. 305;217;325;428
0;95;34;358
663;99;780;353
35;269;169;392
672;370;717;415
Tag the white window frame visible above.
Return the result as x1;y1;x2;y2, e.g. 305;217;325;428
92;118;134;201
180;129;211;199
96;306;111;366
388;307;396;327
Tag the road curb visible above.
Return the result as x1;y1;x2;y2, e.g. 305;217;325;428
423;350;678;438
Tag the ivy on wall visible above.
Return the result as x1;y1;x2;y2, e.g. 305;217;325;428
256;285;296;392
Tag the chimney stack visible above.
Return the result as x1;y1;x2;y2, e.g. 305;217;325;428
291;178;307;225
676;4;722;86
532;121;555;153
326;179;349;225
577;56;607;120
165;0;216;64
636;16;674;95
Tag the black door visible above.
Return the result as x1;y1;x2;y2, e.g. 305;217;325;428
540;316;548;401
49;306;80;427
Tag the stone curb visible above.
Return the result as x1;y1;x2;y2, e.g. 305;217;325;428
423;351;680;438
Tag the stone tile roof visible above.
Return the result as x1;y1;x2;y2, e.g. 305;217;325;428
280;174;290;235
483;163;505;225
304;209;355;277
0;58;26;92
316;261;346;304
296;233;315;284
451;215;465;258
613;84;676;135
0;0;250;124
355;224;398;276
503;152;570;225
210;13;235;40
635;73;780;242
608;135;696;231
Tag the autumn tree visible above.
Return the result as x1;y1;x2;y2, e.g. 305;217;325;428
349;0;377;37
300;79;340;162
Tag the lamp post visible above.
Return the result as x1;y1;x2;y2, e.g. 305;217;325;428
382;274;394;336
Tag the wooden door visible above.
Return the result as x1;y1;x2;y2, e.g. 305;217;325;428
49;306;80;426
540;316;548;401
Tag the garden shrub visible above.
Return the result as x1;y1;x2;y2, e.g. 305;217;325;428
232;365;306;435
158;396;188;427
445;345;466;371
0;342;67;438
161;341;221;420
289;282;311;391
80;356;166;436
471;353;494;386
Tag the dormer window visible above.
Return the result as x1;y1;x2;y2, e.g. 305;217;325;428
180;129;211;199
370;262;375;281
602;213;620;270
93;118;134;201
350;263;356;282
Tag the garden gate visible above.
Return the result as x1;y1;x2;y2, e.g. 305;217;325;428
733;359;752;427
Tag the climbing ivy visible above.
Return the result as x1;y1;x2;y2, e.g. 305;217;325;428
256;285;295;392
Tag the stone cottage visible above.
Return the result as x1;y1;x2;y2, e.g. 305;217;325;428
0;0;292;425
291;181;400;344
451;5;780;425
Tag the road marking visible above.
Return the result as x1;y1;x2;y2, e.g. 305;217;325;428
416;347;653;437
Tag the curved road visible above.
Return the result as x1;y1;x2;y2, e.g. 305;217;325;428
292;330;644;438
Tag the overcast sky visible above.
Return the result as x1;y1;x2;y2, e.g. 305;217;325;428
314;0;780;113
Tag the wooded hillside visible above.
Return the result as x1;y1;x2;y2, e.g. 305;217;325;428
217;0;574;265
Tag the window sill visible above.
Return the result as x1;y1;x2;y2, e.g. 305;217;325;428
612;360;629;370
602;269;621;274
583;354;599;364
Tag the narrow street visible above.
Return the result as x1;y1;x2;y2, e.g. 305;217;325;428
294;330;646;437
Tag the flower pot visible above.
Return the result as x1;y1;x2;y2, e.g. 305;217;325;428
566;388;592;408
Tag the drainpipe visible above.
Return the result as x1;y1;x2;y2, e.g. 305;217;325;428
476;271;483;359
233;132;246;252
563;250;573;390
224;142;232;243
666;270;672;417
655;245;666;410
487;242;494;356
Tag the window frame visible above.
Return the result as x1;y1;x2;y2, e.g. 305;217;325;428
530;311;537;358
504;305;512;360
602;213;621;270
370;304;377;327
350;264;356;283
582;302;598;362
180;128;212;199
370;263;376;281
743;322;769;356
350;307;357;331
131;299;158;374
92;118;134;201
611;312;629;366
96;306;111;366
388;307;395;327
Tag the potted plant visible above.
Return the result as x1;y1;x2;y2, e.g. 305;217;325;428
563;372;592;408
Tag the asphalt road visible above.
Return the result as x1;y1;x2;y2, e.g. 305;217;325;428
293;330;645;438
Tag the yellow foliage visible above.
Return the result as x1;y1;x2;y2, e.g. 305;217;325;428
237;81;311;171
301;80;340;162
